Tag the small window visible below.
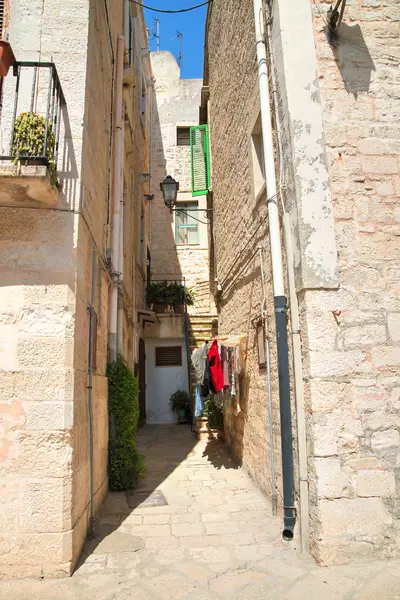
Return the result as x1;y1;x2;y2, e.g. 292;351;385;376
177;127;190;146
175;202;199;245
250;113;265;201
156;346;182;367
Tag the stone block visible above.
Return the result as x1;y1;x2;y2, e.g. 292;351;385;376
371;429;400;451
320;497;392;537
24;402;73;430
20;478;72;533
372;346;400;367
356;470;396;497
11;430;73;478
362;156;398;174
314;412;362;456
341;324;386;349
315;457;352;498
308;350;364;378
388;313;400;343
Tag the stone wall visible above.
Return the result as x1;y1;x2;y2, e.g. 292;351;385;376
0;0;151;579
206;0;400;566
206;0;283;502
307;0;400;564
150;52;214;315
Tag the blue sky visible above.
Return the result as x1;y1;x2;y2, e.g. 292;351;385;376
143;0;207;79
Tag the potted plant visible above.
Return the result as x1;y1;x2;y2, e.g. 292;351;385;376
171;283;196;314
12;112;58;187
169;389;190;424
146;281;168;313
206;394;224;440
0;41;16;77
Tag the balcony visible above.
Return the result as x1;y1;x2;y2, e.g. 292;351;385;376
0;61;66;207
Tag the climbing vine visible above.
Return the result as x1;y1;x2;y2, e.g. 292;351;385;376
107;355;146;491
12;112;58;187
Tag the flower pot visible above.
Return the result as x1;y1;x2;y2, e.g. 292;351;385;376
174;304;185;314
178;407;188;424
153;303;167;314
0;41;16;77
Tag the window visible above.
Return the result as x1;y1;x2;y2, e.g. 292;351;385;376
156;346;182;367
190;125;211;197
177;127;190;146
175;202;199;245
140;207;145;266
250;113;265;201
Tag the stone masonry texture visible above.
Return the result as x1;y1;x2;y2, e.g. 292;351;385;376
150;51;215;315
0;425;400;600
205;0;400;565
0;0;152;579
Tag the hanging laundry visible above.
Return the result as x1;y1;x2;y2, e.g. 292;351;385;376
201;356;211;398
222;346;229;387
191;343;208;385
208;339;224;394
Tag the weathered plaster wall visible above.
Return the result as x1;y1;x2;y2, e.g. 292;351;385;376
150;51;214;315
307;0;400;564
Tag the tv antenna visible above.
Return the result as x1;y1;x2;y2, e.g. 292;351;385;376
147;18;160;51
171;30;183;71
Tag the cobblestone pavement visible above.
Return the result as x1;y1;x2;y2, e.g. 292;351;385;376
1;424;400;599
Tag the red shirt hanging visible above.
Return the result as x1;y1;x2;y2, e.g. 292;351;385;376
208;340;224;394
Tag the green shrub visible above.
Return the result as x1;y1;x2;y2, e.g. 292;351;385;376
107;355;145;491
146;281;196;309
12;112;58;187
169;389;190;412
204;394;224;430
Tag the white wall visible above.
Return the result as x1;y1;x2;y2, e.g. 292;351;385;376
145;338;189;424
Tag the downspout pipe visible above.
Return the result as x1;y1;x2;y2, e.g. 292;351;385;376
109;36;125;363
88;245;97;537
117;104;126;357
253;0;296;540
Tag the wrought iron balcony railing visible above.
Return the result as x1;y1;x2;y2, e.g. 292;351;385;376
0;61;65;171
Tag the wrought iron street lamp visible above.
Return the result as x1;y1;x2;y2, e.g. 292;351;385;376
160;175;213;224
160;175;179;210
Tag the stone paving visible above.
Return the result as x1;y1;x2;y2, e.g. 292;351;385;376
1;424;400;599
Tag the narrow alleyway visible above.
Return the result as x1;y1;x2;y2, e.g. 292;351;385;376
1;425;400;599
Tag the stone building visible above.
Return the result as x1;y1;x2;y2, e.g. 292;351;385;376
0;0;152;578
142;50;216;424
203;0;400;565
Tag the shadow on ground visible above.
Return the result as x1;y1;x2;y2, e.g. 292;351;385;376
76;423;238;571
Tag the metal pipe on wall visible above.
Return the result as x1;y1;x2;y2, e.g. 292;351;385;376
259;247;277;515
253;0;296;540
283;213;309;553
88;245;97;538
264;0;309;553
109;36;125;363
117;104;126;357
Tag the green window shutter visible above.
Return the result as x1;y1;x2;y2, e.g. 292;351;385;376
190;124;210;197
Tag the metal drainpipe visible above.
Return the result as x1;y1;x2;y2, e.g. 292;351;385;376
109;36;125;363
88;245;97;538
259;247;277;515
253;0;296;540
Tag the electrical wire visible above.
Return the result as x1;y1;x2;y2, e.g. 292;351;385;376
130;0;212;13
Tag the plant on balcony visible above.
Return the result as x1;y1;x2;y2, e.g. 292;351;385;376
12;112;58;188
146;281;195;313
